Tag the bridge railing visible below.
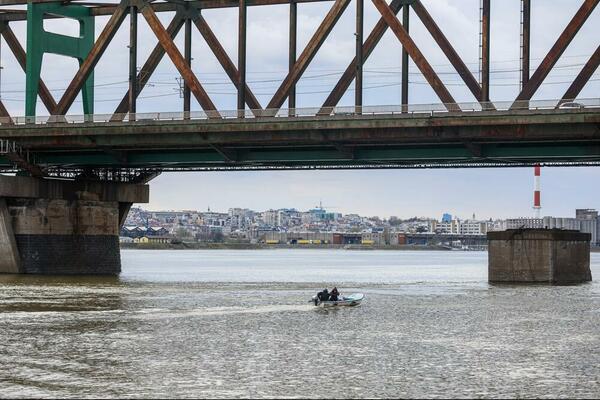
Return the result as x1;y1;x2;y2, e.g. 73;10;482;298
0;98;598;126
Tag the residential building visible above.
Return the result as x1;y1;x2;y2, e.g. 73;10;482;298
459;220;488;235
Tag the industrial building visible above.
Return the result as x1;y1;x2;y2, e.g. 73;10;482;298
503;210;599;246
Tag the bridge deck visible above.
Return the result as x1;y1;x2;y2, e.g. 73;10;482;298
0;104;599;171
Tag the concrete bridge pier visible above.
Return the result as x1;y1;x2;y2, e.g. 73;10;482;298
488;229;592;284
0;175;149;275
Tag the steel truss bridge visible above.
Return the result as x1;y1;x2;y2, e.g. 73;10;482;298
0;0;598;181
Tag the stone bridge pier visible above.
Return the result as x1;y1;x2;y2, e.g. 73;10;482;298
488;229;592;284
0;175;149;275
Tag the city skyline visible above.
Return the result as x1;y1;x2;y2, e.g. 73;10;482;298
143;166;600;220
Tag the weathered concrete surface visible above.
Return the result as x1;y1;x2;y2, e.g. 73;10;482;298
0;176;149;275
488;229;592;284
0;175;149;203
0;198;20;273
14;234;121;274
9;198;119;235
118;202;133;229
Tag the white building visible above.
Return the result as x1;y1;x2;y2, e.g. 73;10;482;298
503;215;598;245
429;218;488;235
504;218;544;230
262;210;279;227
459;220;488;235
429;220;460;234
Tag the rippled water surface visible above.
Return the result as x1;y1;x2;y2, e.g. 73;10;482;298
1;250;599;398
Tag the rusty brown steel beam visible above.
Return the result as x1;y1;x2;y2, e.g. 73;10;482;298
183;17;192;115
140;2;220;116
54;2;128;115
411;0;483;102
513;0;599;105
371;0;458;110
112;12;186;120
560;44;600;102
5;111;598;156
481;0;490;102
0;1;79;4
0;23;58;113
238;0;247;115
401;3;408;109
193;14;262;112
320;0;403;110
267;0;351;111
0;0;331;22
0;0;325;5
521;0;530;88
355;0;363;109
3;152;47;178
0;100;13;125
129;5;138;116
289;0;297;111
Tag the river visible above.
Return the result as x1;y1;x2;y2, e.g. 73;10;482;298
1;250;599;398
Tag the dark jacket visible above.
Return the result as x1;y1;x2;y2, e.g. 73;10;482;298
330;288;339;301
318;290;330;301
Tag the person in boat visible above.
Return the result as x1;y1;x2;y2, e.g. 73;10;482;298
317;289;330;302
330;287;339;301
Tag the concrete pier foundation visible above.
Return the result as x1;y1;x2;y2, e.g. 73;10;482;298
488;229;592;284
0;175;149;275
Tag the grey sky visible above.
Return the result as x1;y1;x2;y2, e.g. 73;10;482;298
0;0;598;218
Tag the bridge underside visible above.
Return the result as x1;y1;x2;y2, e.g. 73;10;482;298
1;109;599;174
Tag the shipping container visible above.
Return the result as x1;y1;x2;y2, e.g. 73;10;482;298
398;234;407;245
332;234;343;245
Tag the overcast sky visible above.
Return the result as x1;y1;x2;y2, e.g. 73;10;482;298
0;0;598;218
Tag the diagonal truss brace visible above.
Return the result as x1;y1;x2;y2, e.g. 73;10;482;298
0;22;59;114
322;0;486;112
560;44;600;104
321;0;404;111
112;11;186;121
192;12;262;113
138;1;220;117
54;1;129;115
371;0;458;111
267;0;352;112
209;144;238;163
0;101;12;124
411;0;484;104
512;0;599;107
0;139;46;178
112;5;261;121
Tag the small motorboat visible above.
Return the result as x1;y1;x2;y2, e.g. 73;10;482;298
311;293;364;307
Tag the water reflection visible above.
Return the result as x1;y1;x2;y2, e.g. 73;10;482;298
0;275;124;313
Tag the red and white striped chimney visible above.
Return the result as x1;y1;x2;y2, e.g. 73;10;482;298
533;164;541;218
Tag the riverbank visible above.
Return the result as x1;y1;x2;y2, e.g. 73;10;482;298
119;242;454;251
122;242;600;252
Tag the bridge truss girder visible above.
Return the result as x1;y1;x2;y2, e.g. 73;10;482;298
1;109;598;176
0;0;598;116
0;0;598;175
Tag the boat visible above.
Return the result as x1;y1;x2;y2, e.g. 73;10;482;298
311;293;364;307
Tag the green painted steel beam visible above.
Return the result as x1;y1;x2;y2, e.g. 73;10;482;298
484;143;600;158
26;2;94;117
26;142;600;168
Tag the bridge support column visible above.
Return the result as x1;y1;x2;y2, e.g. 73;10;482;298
488;229;592;284
0;198;20;273
0;175;149;275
